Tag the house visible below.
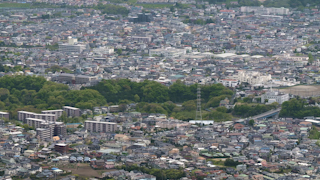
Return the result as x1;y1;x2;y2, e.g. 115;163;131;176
219;98;230;107
114;134;130;142
105;161;115;169
1;156;15;164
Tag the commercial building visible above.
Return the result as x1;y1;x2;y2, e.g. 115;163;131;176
55;73;97;84
129;13;153;23
0;111;9;120
54;144;69;154
58;36;86;53
58;44;86;53
261;90;289;104
84;120;117;133
219;79;239;87
237;70;271;85
93;46;114;55
63;106;81;117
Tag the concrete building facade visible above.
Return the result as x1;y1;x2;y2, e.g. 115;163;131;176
84;121;117;133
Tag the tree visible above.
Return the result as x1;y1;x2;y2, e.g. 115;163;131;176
134;94;140;102
216;106;227;113
308;53;314;64
170;6;175;12
116;49;122;55
224;159;241;167
249;119;255;126
182;100;196;111
119;104;127;112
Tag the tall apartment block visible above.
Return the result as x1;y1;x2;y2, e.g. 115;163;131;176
84;120;117;133
63;106;81;117
27;118;66;140
36;122;54;141
54;122;67;137
0;112;9;120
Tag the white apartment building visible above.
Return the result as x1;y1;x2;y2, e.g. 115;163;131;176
41;109;64;119
261;91;289;104
36;128;53;140
149;47;186;58
219;79;239;87
0;111;9;119
131;36;152;43
93;46;114;55
63;106;81;117
58;36;86;53
84;120;117;133
58;44;86;53
237;70;271;85
26;118;46;129
240;6;290;15
18;111;56;123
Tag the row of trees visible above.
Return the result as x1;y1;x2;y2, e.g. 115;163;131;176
93;3;130;16
84;79;234;104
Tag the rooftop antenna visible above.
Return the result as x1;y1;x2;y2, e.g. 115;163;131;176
195;85;202;121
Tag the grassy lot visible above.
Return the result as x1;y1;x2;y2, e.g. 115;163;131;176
57;163;114;178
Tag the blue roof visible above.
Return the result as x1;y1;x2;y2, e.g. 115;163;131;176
51;168;59;170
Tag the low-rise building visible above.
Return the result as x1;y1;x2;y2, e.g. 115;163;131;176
261;90;289;104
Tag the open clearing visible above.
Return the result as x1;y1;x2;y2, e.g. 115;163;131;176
58;163;112;178
279;85;320;97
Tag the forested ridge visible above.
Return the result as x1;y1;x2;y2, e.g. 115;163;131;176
0;76;282;121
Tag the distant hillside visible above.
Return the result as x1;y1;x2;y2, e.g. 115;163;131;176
204;0;319;8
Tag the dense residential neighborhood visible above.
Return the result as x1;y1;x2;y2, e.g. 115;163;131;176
0;0;320;179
